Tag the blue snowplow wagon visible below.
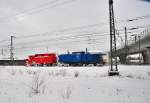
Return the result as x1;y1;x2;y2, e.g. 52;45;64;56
58;51;106;66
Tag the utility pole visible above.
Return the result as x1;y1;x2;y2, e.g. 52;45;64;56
138;35;141;65
108;0;119;76
134;35;137;43
131;34;137;43
148;27;150;35
10;36;15;60
124;27;128;64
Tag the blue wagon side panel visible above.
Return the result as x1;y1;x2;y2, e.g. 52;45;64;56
58;54;81;64
82;54;102;64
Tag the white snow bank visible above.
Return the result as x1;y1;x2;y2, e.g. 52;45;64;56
0;65;150;103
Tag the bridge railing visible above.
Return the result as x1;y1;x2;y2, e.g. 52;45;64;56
116;26;150;51
127;27;150;46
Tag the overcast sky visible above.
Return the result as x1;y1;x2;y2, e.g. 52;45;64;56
0;0;150;59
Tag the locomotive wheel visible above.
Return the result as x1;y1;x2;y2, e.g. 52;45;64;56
94;64;97;66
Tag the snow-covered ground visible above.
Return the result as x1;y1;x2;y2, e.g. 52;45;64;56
0;65;150;103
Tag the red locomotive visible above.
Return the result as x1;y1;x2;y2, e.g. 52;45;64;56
26;53;57;66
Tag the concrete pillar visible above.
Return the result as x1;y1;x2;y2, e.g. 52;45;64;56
142;47;150;64
119;54;127;64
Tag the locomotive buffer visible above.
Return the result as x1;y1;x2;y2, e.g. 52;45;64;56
108;0;119;76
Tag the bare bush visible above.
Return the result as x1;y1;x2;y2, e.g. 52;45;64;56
136;76;144;79
30;71;46;95
26;70;33;75
126;74;133;78
74;71;79;78
48;71;55;76
61;87;72;99
32;75;40;94
42;85;46;94
116;88;121;95
10;69;16;76
55;69;67;77
26;70;37;76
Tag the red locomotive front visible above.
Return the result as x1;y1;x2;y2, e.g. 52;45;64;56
26;53;57;66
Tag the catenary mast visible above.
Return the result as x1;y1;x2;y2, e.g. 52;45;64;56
108;0;119;76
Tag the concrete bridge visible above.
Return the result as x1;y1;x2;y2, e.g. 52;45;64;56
115;29;150;64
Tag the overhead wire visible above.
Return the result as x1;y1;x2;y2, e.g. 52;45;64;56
13;36;107;51
116;14;150;23
0;23;148;50
14;18;150;39
16;23;108;39
13;36;109;52
0;0;78;23
0;22;108;44
0;31;109;48
0;15;149;43
0;34;108;51
0;23;148;52
0;13;149;41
